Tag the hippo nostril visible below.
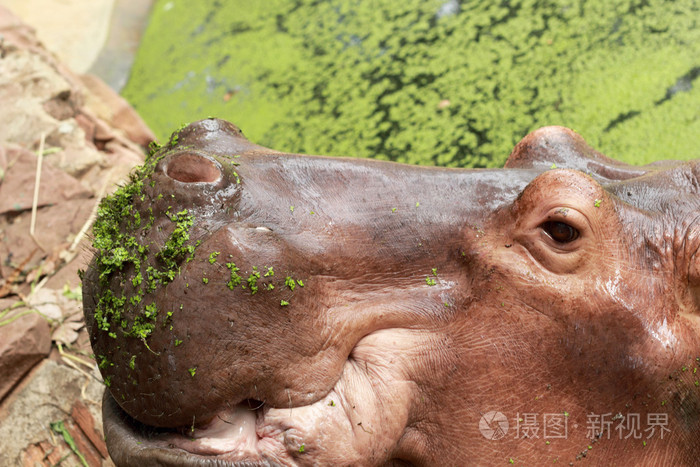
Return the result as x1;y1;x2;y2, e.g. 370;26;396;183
166;153;222;183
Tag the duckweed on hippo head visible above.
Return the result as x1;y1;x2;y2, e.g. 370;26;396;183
86;139;199;344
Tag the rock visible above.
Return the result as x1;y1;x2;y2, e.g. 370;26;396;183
0;7;150;466
43;120;106;177
0;197;94;281
0;4;148;183
0;144;92;215
0;6;147;300
43;89;81;121
46;244;93;290
0;302;51;400
0;359;108;466
81;74;155;147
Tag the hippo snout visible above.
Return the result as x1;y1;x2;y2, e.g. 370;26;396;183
84;119;700;466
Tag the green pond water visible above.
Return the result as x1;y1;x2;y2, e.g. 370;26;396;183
123;0;700;167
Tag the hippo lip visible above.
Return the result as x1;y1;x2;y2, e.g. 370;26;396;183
103;380;332;466
103;394;289;466
103;329;419;466
104;373;377;466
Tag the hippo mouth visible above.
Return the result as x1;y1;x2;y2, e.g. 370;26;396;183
102;330;420;466
103;387;340;466
104;392;349;466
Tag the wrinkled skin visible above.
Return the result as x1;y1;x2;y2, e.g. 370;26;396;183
83;119;700;466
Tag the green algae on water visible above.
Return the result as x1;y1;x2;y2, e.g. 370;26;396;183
125;0;700;168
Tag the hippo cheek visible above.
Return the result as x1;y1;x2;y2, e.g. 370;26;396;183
161;226;356;417
96;219;435;465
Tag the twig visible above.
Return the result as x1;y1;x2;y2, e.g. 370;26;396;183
30;133;45;236
30;274;50;296
30;133;46;251
56;342;95;371
60;353;97;382
0;308;37;327
0;300;25;320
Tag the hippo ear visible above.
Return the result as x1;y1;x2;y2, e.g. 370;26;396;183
505;126;647;181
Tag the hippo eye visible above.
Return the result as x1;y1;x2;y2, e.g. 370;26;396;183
541;221;579;243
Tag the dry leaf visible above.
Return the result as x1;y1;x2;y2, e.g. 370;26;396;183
52;312;83;346
26;288;63;321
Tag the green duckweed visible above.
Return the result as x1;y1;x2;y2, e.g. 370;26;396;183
125;0;700;167
89;144;201;342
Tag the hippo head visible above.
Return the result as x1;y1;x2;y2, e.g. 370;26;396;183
82;119;700;466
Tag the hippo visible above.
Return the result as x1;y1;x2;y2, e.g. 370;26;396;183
82;118;700;466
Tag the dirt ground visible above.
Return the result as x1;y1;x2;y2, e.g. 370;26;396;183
0;7;154;465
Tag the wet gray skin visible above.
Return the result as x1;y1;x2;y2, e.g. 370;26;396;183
83;119;700;466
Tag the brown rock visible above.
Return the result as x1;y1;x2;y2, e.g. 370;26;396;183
0;359;107;466
75;111;98;142
20;440;71;467
81;73;155;147
0;303;51;400
0;145;7;176
42;89;80;121
0;77;60;148
72;400;109;458
0;144;92;215
45;241;93;290
93;114;116;143
0;197;94;280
